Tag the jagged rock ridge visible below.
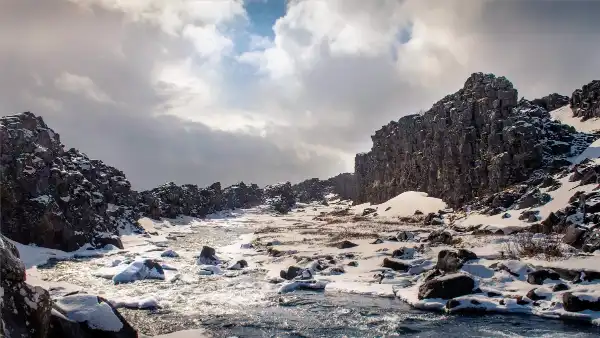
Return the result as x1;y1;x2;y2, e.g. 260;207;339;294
355;73;596;207
0;112;141;251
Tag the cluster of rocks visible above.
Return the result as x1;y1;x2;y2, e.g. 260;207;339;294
264;182;296;213
0;112;142;251
292;173;357;203
222;181;263;209
1;235;137;338
355;73;596;208
570;80;600;121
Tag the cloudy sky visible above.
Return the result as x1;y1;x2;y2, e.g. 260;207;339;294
1;0;599;189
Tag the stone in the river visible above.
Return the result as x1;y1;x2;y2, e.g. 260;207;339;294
562;292;600;312
371;238;384;244
336;240;358;249
418;273;476;300
392;247;415;259
161;249;179;258
228;259;248;270
527;269;560;285
280;266;303;280
382;258;411;272
197;246;219;265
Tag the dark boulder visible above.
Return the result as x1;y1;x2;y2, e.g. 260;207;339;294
562;292;600;312
527;269;560;285
562;225;587;248
418;273;476;300
552;283;569;292
570;80;600;121
515;189;552;209
197;246;219;265
435;249;478;273
526;288;546;301
427;230;453;245
336;240;358;249
264;182;296;214
382;258;411;272
397;231;415;242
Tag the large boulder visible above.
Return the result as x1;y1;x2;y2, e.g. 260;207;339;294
418;273;476;300
1;235;52;338
435;249;477;273
354;73;595;208
0;112;141;251
49;294;137;338
562;292;600;312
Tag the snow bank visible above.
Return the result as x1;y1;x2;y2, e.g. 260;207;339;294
550;105;600;133
353;191;447;218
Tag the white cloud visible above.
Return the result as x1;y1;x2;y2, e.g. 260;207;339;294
182;24;233;60
54;72;114;103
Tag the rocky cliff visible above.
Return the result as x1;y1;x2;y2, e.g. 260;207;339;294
355;73;596;207
570;80;600;121
0;112;141;251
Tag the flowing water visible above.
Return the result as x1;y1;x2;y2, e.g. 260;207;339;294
38;218;600;338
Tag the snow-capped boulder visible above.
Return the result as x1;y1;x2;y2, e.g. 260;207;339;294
435;249;477;273
50;294;137;338
196;246;220;265
112;258;165;284
0;112;142;251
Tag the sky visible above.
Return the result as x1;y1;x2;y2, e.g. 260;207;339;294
1;0;600;190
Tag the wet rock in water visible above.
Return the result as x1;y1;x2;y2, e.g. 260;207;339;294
197;246;220;265
427;230;453;245
362;207;377;216
552;283;569;292
527;269;560;285
280;266;303;280
397;231;415;242
562;292;600;312
228;259;248;270
562;225;588;248
50;294;137;338
382;258;411;272
502;213;511;219
336;240;358;249
348;261;359;267
418;273;476;300
526;288;547;301
435;249;478;273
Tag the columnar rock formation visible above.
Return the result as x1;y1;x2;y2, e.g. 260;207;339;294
355;73;595;207
571;80;600;120
0;112;141;251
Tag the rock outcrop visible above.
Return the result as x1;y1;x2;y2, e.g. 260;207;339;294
355;73;595;207
531;93;569;112
292;173;356;203
138;181;223;220
264;182;296;213
0;112;142;251
1;234;52;338
222;182;263;209
570;80;600;121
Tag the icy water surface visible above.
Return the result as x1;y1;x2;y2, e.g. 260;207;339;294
38;217;600;338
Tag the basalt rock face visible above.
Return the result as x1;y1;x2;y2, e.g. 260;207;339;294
355;73;595;208
0;112;141;251
138;182;224;220
570;80;600;121
292;173;357;203
222;182;263;209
